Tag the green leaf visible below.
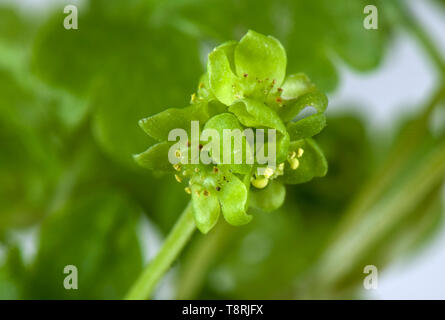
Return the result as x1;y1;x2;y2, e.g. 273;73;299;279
0;68;63;234
219;175;252;226
249;180;286;212
289;114;372;212
0;6;33;47
156;0;390;93
25;189;142;299
33;9;202;167
207;41;242;105
139;103;210;142
191;184;221;234
234;30;286;86
326;0;386;71
0;246;24;299
133;141;174;174
287;113;327;140
279;139;328;184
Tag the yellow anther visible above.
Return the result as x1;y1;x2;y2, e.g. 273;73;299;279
184;187;191;194
289;158;299;170
175;174;182;183
251;176;269;189
297;148;304;158
199;82;205;89
175;150;181;158
173;164;181;171
263;167;274;178
191;93;197;102
194;167;200;173
288;151;296;160
278;163;285;171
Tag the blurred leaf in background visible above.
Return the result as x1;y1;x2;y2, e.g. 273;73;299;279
32;2;202;168
0;66;62;236
150;0;391;92
24;189;142;299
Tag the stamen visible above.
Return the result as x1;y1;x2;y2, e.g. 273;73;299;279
297;148;304;158
263;167;274;178
252;176;269;189
289;158;299;170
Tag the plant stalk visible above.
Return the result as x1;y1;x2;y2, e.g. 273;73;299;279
125;202;196;300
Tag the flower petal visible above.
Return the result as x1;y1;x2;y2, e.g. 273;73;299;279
234;30;286;87
191;184;221;234
207;41;242;106
219;174;252;226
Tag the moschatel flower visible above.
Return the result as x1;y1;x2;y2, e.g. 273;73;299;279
134;30;328;233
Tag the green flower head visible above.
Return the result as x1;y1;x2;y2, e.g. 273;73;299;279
135;30;328;234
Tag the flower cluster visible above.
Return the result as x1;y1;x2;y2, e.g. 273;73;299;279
135;30;328;233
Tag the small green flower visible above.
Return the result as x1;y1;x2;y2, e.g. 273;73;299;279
134;30;328;234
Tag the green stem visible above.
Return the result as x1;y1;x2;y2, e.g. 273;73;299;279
125;202;196;300
176;220;231;299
